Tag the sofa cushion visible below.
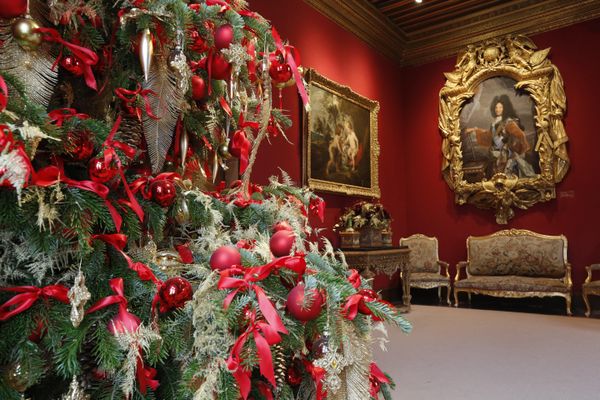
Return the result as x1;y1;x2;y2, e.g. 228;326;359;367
401;237;439;273
455;275;568;293
411;272;449;284
468;232;566;278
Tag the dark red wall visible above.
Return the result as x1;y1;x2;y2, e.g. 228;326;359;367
401;19;600;290
250;0;408;286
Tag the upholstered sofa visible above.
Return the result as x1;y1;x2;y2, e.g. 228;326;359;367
454;229;572;315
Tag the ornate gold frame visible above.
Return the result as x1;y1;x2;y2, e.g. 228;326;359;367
439;35;569;224
303;68;380;198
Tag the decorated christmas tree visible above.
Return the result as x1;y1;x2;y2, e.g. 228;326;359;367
0;1;411;399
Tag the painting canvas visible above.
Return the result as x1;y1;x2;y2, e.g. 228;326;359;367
303;69;380;198
459;76;540;183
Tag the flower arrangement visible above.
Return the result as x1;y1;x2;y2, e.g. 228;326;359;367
336;201;392;231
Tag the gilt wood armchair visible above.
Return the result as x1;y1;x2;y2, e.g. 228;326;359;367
400;234;451;305
583;264;600;317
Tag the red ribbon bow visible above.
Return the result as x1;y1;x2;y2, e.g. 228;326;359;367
136;356;160;395
369;362;391;398
36;27;99;91
302;359;328;400
115;85;159;121
48;108;89;127
226;309;282;399
86;277;141;334
92;234;160;285
271;27;309;108
309;196;326;223
0;74;8;112
0;285;69;321
231;112;259;175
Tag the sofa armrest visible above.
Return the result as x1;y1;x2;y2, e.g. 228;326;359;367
437;260;450;277
564;262;573;288
455;261;468;282
584;264;600;284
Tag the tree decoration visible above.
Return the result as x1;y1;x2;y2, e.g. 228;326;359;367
88;157;118;183
270;229;295;257
191;75;207;101
12;18;42;51
138;28;154;82
214;24;234;50
3;362;30;392
286;283;324;321
0;0;28;19
210;245;241;271
150;178;176;207
157;277;193;312
68;269;91;328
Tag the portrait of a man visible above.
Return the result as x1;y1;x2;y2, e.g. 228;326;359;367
459;76;540;182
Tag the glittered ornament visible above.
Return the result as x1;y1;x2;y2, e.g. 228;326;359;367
210;245;241;271
174;196;190;224
286;283;323;321
150;179;177;207
158;277;193;312
214;24;234;50
3;362;30;392
273;220;293;233
88;157;118;183
218;143;231;159
65;131;94;161
191;75;207;101
269;61;293;85
210;53;231;80
61;56;84;76
0;0;28;19
270;230;295;257
12;18;42;51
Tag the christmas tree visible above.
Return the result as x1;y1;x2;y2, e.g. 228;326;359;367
0;1;411;399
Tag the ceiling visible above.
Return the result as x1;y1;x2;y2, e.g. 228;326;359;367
303;0;600;66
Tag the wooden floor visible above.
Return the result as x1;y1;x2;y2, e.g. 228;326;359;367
372;305;600;400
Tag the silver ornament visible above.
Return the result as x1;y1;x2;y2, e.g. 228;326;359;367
139;28;153;82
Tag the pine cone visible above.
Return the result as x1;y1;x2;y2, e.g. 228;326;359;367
78;339;96;391
272;344;287;391
116;115;145;156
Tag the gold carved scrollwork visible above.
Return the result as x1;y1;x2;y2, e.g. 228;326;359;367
439;35;569;224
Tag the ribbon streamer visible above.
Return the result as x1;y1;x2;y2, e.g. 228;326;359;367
48;108;89;127
271;27;309;109
115;85;160;121
0;75;8;112
0;285;69;321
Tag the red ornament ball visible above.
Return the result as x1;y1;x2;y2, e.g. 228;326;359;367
214;24;234;50
158;277;193;312
286;283;324;321
269;61;293;85
65;131;94;161
358;289;379;314
270;230;295;257
151;179;177;207
88;157;118;183
0;0;28;19
287;361;303;386
210;53;231;80
60;56;83;76
210;245;241;271
273;220;293;233
191;75;207;101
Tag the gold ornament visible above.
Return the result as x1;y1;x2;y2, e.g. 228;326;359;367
68;269;91;328
3;362;30;392
62;376;90;400
218;143;232;159
12;18;42;51
155;250;184;276
174;196;190;224
180;130;189;170
138;28;153;82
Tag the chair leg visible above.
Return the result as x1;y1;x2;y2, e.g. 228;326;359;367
468;293;472;304
565;294;572;316
583;290;591;317
446;285;451;306
437;287;442;304
454;289;460;307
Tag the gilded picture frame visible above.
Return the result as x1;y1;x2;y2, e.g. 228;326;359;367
303;68;380;198
439;35;569;224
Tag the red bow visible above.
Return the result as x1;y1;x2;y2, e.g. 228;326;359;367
369;362;391;398
226;310;281;399
302;359;327;400
348;269;362;289
48;108;89;127
0;75;8;112
0;285;69;321
36;27;99;90
115;85;159;121
342;290;384;322
136;356;160;395
86;278;141;334
271;27;308;108
309;196;326;223
92;234;160;285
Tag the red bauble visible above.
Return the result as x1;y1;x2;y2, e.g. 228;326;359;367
108;309;140;335
0;0;28;19
287;360;303;386
65;131;94;161
269;61;293;84
210;245;241;271
158;277;193;312
189;29;208;53
60;56;83;76
151;179;177;207
88;157;118;183
210;53;231;80
358;289;379;314
191;75;207;101
270;230;295;257
273;220;293;233
286;283;324;321
214;24;234;50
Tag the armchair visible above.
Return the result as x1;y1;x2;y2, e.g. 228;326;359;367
400;234;451;305
583;264;600;317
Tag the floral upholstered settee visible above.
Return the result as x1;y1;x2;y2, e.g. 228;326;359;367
454;229;572;315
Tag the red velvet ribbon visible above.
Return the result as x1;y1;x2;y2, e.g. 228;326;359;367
342;292;383;321
0;126;33;186
369;362;390;397
0;75;8;112
226;310;281;399
0;285;69;321
136;356;160;394
229;113;258;174
175;243;194;264
48;108;89;127
36;27;99;91
309;196;326;223
302;359;327;400
271;27;309;108
115;85;159;121
348;269;362;289
31;165;123;231
92;234;160;285
86;277;141;334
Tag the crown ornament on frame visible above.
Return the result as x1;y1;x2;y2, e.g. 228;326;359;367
439;35;569;224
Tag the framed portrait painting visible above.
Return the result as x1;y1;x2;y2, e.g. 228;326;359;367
439;35;569;224
302;69;380;198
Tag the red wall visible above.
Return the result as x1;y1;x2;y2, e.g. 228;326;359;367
250;0;408;290
401;19;600;290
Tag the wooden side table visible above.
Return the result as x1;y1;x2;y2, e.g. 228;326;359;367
340;247;411;311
